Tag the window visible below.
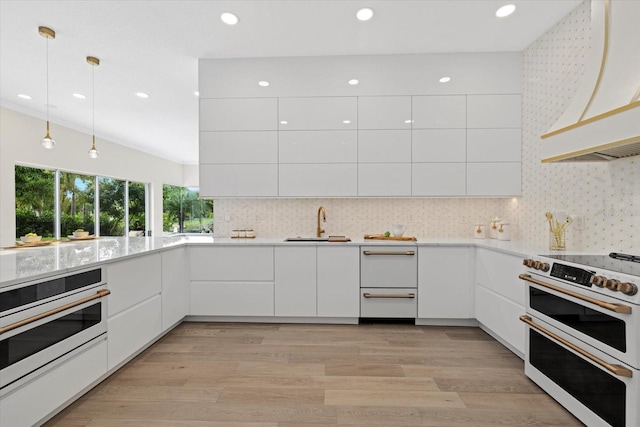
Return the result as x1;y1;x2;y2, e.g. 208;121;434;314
14;165;149;240
15;165;55;239
163;185;213;235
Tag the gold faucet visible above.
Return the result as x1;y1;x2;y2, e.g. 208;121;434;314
317;206;327;238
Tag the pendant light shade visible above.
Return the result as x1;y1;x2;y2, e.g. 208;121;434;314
87;56;100;159
39;26;56;149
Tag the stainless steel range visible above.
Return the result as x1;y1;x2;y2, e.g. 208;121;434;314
519;252;640;427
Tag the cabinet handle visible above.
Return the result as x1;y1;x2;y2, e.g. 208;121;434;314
0;289;110;335
519;315;632;378
363;292;415;299
363;251;415;256
519;274;631;314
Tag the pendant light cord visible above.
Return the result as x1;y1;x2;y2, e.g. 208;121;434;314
92;60;95;137
45;36;49;122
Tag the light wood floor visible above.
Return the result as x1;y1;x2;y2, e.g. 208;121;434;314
46;322;583;426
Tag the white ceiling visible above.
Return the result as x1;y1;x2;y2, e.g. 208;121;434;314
0;0;582;164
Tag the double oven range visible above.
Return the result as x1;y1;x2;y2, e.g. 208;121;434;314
520;253;640;427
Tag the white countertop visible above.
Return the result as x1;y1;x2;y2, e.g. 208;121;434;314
0;235;570;289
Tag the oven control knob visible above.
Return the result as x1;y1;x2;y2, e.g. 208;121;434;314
523;259;535;268
540;263;550;272
605;279;621;291
532;261;541;270
590;276;606;287
619;282;638;296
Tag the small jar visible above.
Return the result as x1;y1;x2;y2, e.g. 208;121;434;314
488;217;501;239
497;221;511;241
474;224;486;239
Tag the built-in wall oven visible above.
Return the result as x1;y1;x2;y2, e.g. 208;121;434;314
0;268;109;395
520;253;640;427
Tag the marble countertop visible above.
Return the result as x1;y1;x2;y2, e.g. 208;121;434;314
0;235;573;289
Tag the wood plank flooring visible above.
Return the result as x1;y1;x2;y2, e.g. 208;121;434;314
45;322;583;426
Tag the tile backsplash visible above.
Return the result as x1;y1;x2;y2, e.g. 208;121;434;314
214;1;639;253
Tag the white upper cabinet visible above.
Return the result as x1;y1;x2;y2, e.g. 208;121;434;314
358;130;411;163
358;96;412;129
412;129;466;163
279;130;357;163
466;162;521;196
466;129;521;162
199;164;278;197
412;163;466;196
358;163;412;197
279;97;357;130
412;96;466;129
279;164;357;197
200;131;278;164
200;98;277;131
467;94;521;128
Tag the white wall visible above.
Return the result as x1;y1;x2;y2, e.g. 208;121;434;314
0;107;185;246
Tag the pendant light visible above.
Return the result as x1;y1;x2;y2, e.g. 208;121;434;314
87;56;100;159
39;26;56;149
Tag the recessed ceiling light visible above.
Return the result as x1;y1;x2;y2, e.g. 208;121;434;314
496;4;516;18
439;77;451;83
221;12;239;25
136;92;149;98
404;119;414;124
343;120;352;124
194;91;200;96
17;94;31;100
73;93;86;99
258;81;270;87
348;79;359;85
280;120;288;125
356;7;374;21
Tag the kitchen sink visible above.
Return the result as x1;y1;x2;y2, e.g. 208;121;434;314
284;237;330;242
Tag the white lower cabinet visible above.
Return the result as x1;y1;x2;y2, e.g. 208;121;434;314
161;247;188;331
0;339;107;427
190;282;274;316
418;246;475;319
317;246;360;317
275;246;317;316
360;288;417;318
108;295;162;370
107;253;162;317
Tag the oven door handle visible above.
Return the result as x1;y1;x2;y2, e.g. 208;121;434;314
0;289;110;335
519;274;632;314
519;315;633;378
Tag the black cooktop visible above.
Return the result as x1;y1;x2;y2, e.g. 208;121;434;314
544;253;640;277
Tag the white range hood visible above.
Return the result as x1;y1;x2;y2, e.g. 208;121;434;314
541;0;640;162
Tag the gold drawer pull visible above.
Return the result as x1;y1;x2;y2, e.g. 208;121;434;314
363;251;415;256
519;315;632;378
363;293;415;299
519;274;631;314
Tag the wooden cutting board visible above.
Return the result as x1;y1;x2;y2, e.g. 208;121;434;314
3;240;59;249
364;234;417;241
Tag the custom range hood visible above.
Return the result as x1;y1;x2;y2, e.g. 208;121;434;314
541;0;640;162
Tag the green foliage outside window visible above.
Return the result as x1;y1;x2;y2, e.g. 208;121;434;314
163;184;213;234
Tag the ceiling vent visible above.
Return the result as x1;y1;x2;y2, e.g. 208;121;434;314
541;0;640;163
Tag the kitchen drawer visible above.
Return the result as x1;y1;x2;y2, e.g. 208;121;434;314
360;246;417;288
190;246;274;281
360;288;417;318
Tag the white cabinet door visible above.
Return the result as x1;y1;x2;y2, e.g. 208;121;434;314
199;131;278;164
358;130;411;163
107;253;161;317
279;97;357;130
412;95;466;129
412;163;466;196
190;282;274;316
358;96;412;129
317;246;360;318
0;339;107;427
161;248;188;331
476;285;525;356
199;164;278;197
108;295;162;370
279;164;357;197
200;98;277;131
418;246;474;319
358;163;411;197
466;162;521;196
475;248;526;306
412;129;466;162
279;130;357;163
360;246;418;288
467;94;521;128
190;246;274;282
275;246;316;317
467;129;521;162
